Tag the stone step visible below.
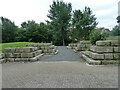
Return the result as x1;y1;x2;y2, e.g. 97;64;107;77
80;52;119;65
96;40;120;46
90;46;114;53
4;54;43;62
80;52;101;65
81;51;120;60
4;47;38;53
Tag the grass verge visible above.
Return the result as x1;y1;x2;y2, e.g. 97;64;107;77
0;42;37;53
106;39;120;41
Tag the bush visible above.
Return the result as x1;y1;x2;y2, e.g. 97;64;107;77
89;29;107;45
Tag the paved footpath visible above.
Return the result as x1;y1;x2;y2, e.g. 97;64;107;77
2;46;118;88
40;46;82;62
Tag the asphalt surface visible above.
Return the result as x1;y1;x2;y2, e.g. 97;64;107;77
2;46;118;88
40;46;82;62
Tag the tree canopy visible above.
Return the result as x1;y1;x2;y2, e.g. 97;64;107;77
71;7;98;42
47;1;72;46
1;17;17;43
110;25;120;36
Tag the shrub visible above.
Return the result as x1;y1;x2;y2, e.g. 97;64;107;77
89;29;107;45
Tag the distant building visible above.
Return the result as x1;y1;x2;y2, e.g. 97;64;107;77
97;27;111;34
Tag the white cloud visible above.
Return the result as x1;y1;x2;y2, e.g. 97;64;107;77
0;0;119;29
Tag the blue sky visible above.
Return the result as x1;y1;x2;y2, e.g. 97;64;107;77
0;0;119;30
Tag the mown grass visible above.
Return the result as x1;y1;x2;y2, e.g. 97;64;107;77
0;42;38;53
106;39;120;41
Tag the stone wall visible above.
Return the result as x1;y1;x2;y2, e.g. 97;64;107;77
0;53;5;63
3;47;43;62
28;43;58;55
67;41;91;52
0;43;58;63
81;40;120;65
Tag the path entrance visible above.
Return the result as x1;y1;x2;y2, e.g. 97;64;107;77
2;46;118;88
40;46;82;62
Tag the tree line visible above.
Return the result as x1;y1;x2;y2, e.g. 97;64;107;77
1;1;119;45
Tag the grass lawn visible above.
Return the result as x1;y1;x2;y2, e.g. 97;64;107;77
106;39;120;41
0;42;38;53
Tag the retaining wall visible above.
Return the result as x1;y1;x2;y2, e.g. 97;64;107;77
3;47;43;62
28;43;58;55
81;40;120;65
0;53;5;63
67;41;91;52
0;43;58;63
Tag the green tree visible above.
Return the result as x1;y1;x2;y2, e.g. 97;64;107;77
1;17;17;43
15;28;28;42
72;7;98;41
17;20;52;43
21;20;39;42
90;29;107;45
47;0;72;46
110;25;120;36
72;10;83;41
38;22;52;43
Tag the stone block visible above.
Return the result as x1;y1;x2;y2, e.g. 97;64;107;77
81;54;101;65
84;51;90;56
0;53;4;59
52;49;56;53
34;47;38;51
13;53;21;58
30;57;38;62
74;47;79;51
22;47;36;53
15;58;29;62
36;50;42;55
33;52;37;57
90;46;113;53
66;46;71;49
15;48;24;53
5;53;13;58
4;48;16;53
114;47;120;52
41;47;45;49
85;44;91;48
90;52;104;60
74;44;77;47
6;58;15;62
89;51;92;58
81;47;87;51
96;41;111;46
113;53;120;59
50;45;54;49
78;44;86;48
43;50;47;53
0;59;6;63
90;46;96;52
104;53;114;60
111;40;120;46
21;53;34;58
80;41;90;44
101;60;119;65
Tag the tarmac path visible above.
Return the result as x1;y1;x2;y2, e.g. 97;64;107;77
39;46;82;62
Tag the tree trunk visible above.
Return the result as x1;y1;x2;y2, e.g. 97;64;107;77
61;27;65;46
63;38;65;46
